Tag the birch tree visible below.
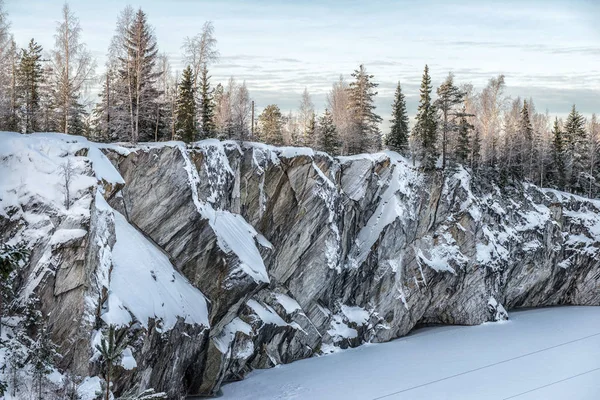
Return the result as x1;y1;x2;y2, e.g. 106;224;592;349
50;3;95;135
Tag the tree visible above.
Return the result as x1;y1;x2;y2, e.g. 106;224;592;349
96;325;129;400
31;326;57;400
258;104;284;145
455;106;473;165
59;158;75;209
298;87;314;146
198;64;214;138
0;242;28;338
471;129;482;170
564;105;588;194
477;75;506;167
175;66;196;143
120;8;161;143
385;81;409;153
347;65;382;154
327;75;352;155
549;117;566;189
414;65;438;170
318;109;340;155
232;80;251;141
588;114;599;198
182;21;219;92
50;3;95;135
519;99;534;180
435;73;464;169
18;39;44;133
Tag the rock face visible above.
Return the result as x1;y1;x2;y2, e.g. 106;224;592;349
2;133;599;398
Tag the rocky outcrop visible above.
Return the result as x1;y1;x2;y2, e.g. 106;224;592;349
1;133;599;398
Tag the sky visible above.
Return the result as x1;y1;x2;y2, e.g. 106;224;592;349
5;0;600;128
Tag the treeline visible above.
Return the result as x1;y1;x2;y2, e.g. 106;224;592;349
0;2;598;197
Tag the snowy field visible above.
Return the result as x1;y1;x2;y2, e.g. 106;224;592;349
220;307;600;400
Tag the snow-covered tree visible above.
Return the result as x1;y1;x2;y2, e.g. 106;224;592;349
327;75;352;155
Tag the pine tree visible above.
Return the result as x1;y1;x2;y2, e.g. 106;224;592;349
414;65;438;170
175;66;196;143
347;64;382;154
258;104;284;145
18;39;43;133
564;105;587;194
385;81;409;153
455;106;473;165
96;325;129;400
198;64;214;138
549;117;566;190
435;73;463;169
318;109;340;155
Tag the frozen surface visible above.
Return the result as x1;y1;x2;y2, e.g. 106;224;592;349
102;211;209;330
221;307;600;400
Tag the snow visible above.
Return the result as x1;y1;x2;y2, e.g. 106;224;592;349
222;307;600;400
102;211;209;330
120;347;138;370
327;314;358;340
78;376;104;400
49;228;87;245
87;145;125;185
247;299;288;327
347;157;420;269
177;145;270;284
274;293;302;314
214;317;253;354
340;304;370;326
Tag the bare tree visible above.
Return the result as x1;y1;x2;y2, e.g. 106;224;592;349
59;159;75;210
476;75;506;167
232;80;251;141
182;21;219;90
51;3;96;135
327;75;352;155
298;87;314;146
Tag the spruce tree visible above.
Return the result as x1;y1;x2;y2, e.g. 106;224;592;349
564;105;587;193
347;64;382;154
550;117;566;190
199;64;215;138
258;104;284;145
318;109;340;155
456;106;473;165
519;99;534;180
120;8;161;143
385;81;409;153
18;39;43;133
414;65;438;170
175;66;196;143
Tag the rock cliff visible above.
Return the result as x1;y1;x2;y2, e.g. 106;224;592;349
1;132;598;398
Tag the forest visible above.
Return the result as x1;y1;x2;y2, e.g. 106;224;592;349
0;2;598;198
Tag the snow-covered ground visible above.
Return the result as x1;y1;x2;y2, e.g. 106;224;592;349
220;307;600;400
